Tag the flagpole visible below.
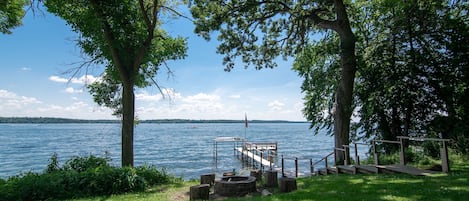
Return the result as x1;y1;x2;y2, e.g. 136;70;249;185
244;113;248;141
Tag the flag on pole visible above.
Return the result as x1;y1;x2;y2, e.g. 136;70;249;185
245;113;248;128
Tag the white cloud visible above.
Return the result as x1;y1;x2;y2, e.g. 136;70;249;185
49;75;68;83
0;89;41;109
65;87;83;94
36;101;113;119
49;75;99;84
229;94;241;99
268;100;285;111
21;67;31;71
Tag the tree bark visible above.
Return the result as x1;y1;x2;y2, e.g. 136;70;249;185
121;78;135;167
333;0;357;165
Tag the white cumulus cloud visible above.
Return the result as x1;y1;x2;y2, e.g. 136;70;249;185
268;100;285;111
0;89;41;109
49;76;68;83
65;87;84;94
49;75;99;84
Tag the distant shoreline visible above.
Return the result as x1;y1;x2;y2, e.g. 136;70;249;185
0;117;307;124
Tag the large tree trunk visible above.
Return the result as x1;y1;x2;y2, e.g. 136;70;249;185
333;0;357;165
121;79;135;167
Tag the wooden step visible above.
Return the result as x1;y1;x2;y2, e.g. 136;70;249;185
355;165;379;174
337;165;357;174
376;165;441;176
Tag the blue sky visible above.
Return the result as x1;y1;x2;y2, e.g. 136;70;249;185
0;8;306;121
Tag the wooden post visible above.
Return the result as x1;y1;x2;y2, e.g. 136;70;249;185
354;143;359;165
200;174;215;186
280;177;297;193
399;138;406;165
333;148;337;166
310;158;314;175
373;140;379;165
252;147;255;168
261;152;264;171
190;184;210;201
344;146;350;165
441;140;450;173
265;170;278;187
269;155;273;170
214;142;218;169
295;157;299;178
281;155;285;177
325;156;329;175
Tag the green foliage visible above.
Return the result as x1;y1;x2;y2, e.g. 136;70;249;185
352;0;468;154
0;153;173;201
0;0;28;34
45;0;187;115
293;33;341;134
190;0;336;71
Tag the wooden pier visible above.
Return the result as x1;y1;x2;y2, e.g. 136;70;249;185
237;142;277;169
236;147;273;167
213;137;277;170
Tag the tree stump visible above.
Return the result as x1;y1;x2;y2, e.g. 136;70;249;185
250;169;262;182
264;170;278;187
190;184;210;200
279;177;297;193
200;173;215;186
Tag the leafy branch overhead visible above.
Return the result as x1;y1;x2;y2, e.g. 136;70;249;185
190;0;349;71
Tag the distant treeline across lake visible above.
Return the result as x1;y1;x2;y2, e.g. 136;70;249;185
0;117;305;124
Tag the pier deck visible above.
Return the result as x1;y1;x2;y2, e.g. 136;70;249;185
236;147;274;167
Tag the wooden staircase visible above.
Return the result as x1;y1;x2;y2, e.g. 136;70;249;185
317;164;441;176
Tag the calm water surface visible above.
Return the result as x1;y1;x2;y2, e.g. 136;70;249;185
0;123;368;180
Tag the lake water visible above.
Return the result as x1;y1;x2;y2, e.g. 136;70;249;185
0;123;368;180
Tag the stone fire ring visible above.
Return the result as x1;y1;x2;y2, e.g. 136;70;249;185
214;176;257;197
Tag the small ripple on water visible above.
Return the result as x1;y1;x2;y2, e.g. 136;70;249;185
0;123;368;180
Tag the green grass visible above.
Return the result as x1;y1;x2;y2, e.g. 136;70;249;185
64;181;198;201
66;160;469;201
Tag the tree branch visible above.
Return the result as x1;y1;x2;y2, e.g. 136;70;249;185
90;0;124;76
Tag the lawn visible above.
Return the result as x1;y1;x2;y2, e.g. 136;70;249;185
67;160;469;201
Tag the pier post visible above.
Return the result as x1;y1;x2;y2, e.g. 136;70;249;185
260;152;264;171
295;157;298;178
252;149;255;168
310;158;314;175
281;155;285;177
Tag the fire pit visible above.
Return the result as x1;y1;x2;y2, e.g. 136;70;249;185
214;176;257;197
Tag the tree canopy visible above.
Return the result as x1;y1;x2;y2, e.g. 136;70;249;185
191;0;357;164
0;0;28;34
45;0;187;166
295;0;468;154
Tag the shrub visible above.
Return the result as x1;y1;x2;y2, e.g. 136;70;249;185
0;153;173;201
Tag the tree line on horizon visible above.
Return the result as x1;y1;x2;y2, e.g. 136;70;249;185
0;117;303;124
1;0;467;166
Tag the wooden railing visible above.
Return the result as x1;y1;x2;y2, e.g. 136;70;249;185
279;136;451;177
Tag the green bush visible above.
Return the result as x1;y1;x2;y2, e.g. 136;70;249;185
0;153;173;201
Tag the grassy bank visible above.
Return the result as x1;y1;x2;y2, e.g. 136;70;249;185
67;160;469;201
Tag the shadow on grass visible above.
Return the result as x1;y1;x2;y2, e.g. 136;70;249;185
223;172;469;201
